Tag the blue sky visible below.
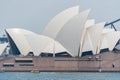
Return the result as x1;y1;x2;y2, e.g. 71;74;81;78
0;0;120;36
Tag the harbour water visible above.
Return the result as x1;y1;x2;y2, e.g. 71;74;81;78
0;72;120;80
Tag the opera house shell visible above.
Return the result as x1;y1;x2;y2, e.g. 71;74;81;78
4;6;120;57
5;28;70;57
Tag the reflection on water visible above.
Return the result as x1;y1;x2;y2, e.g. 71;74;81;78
0;72;120;80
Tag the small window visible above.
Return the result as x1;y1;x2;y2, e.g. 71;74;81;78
3;63;14;67
19;64;34;66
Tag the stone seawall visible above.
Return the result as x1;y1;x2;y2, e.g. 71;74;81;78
0;52;120;72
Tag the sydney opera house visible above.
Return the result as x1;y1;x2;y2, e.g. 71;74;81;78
0;6;120;72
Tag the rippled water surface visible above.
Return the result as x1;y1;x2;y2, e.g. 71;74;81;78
0;72;120;80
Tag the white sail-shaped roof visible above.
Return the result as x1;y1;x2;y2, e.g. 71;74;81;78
99;37;108;50
6;28;68;56
85;19;95;28
80;20;95;55
43;6;79;39
106;31;120;51
42;41;68;54
56;9;90;56
0;43;8;55
97;29;120;53
81;19;95;47
81;31;93;53
97;29;114;53
25;34;68;56
87;22;105;55
5;28;34;56
25;34;53;56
